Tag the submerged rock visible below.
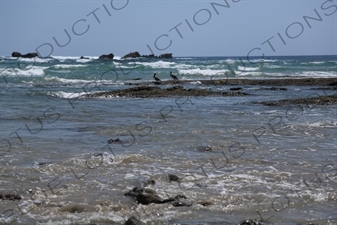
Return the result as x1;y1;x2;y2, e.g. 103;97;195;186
167;174;181;182
124;216;144;225
230;87;243;91
124;187;187;206
238;219;263;225
107;138;122;144
0;192;22;201
260;94;337;106
60;204;97;213
197;146;213;152
140;179;156;187
260;87;287;91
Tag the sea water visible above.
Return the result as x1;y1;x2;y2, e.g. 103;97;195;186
0;55;337;224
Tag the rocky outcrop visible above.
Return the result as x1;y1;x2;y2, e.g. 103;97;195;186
12;52;38;58
122;51;141;59
80;56;90;59
159;53;172;58
98;53;114;60
121;51;173;59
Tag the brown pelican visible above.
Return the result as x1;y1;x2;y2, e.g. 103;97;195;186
153;73;161;82
170;71;178;80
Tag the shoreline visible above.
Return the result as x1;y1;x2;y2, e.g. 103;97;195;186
125;77;337;87
86;78;337;105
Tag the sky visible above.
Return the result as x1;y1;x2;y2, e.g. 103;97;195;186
1;0;336;57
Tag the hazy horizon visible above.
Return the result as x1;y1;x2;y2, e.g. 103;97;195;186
1;0;336;57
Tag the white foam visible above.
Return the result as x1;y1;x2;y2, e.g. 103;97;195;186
178;68;228;76
297;71;337;78
47;91;86;99
134;60;176;68
52;55;84;60
2;67;47;77
53;64;87;69
237;66;259;71
44;76;91;84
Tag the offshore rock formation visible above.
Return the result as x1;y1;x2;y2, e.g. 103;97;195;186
121;51;173;59
122;51;141;59
12;51;38;58
98;53;114;60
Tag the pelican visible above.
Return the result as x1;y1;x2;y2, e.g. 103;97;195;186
153;73;161;82
170;71;178;80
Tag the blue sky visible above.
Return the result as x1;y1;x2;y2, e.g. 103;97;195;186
1;0;336;57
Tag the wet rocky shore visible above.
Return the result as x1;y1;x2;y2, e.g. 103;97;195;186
85;85;250;98
86;78;337;106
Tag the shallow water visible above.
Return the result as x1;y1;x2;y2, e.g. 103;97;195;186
1;55;337;224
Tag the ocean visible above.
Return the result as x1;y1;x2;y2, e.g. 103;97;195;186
0;55;337;224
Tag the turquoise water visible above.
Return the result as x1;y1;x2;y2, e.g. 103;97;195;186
0;55;337;224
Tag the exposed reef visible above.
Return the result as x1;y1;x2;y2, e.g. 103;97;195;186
85;85;250;98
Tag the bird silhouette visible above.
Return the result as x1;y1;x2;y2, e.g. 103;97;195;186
153;73;161;82
170;71;178;80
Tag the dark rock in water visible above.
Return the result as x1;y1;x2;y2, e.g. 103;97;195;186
12;51;22;57
260;87;287;91
159;53;173;58
141;54;155;58
124;216;144;225
197;201;213;206
197;146;212;152
108;138;122;144
80;56;89;59
167;174;181;182
328;81;337;86
122;51;141;59
171;200;192;207
60;204;97;213
99;53;114;60
259;94;337;106
140;179;156;187
230;87;243;91
85;85;250;98
311;86;337;90
0;192;22;201
132;78;142;80
12;51;38;58
21;52;38;58
238;219;263;225
124;187;186;205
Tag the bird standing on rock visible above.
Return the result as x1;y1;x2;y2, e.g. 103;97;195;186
153;73;161;82
170;71;178;80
